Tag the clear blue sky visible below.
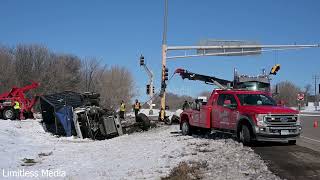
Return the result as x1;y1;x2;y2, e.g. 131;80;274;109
1;0;319;100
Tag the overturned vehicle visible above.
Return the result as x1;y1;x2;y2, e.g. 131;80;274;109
40;91;150;140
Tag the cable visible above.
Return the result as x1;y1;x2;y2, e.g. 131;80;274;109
140;72;176;106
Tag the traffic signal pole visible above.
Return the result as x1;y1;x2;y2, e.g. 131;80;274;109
160;0;168;121
140;55;155;115
158;0;319;121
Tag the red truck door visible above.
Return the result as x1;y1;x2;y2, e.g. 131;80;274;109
215;94;238;130
199;105;211;128
191;110;200;126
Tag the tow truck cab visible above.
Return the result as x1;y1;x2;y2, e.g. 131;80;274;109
180;89;301;144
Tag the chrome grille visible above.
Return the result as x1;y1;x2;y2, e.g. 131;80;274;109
264;114;297;126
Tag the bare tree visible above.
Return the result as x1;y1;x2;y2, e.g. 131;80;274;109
98;66;135;109
153;92;193;110
273;81;301;107
0;46;16;93
0;44;135;111
80;58;106;92
303;84;312;105
14;44;50;87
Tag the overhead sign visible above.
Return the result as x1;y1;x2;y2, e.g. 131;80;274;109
297;93;304;101
197;40;262;56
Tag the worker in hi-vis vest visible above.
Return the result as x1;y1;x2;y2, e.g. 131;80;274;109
132;99;141;120
13;101;21;119
119;101;126;119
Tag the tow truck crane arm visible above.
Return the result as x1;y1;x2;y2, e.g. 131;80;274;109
174;68;232;89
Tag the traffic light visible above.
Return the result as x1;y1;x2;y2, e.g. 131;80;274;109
270;64;280;75
153;86;155;94
146;84;150;95
164;67;169;81
161;81;166;89
319;84;320;94
139;55;145;66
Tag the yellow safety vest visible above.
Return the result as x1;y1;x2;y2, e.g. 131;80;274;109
120;103;126;112
14;101;20;110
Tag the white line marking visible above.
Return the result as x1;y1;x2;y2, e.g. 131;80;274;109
301;136;320;143
299;114;320;117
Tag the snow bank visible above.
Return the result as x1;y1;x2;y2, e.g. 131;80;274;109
0;119;278;180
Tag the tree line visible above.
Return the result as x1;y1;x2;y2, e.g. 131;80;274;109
186;81;313;108
0;44;135;110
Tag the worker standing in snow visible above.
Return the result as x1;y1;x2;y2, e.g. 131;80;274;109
119;101;126;119
133;99;141;120
13;101;21;120
182;100;190;110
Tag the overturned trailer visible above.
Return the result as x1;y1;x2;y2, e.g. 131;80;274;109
40;91;123;140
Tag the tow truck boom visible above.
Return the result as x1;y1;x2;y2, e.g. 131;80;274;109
174;68;232;89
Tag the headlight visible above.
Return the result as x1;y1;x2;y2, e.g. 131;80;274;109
255;114;267;127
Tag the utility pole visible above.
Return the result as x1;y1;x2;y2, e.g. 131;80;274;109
312;75;320;111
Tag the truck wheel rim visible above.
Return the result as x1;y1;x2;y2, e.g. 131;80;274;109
182;122;189;134
240;130;244;142
5;110;13;118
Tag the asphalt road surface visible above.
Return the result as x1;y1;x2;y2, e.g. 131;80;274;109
253;113;320;180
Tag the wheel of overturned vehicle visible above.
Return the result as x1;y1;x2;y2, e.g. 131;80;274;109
165;116;172;125
240;125;251;146
3;108;15;120
137;113;151;131
181;121;192;136
288;140;296;145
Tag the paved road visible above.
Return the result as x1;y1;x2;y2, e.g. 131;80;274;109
253;114;320;180
298;113;320;152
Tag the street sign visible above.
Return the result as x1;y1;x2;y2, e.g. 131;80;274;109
297;93;304;101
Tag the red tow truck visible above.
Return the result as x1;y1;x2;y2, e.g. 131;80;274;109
175;68;301;145
0;82;39;120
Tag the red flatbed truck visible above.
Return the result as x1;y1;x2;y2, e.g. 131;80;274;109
180;89;301;145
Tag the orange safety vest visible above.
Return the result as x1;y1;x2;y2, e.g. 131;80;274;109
134;103;140;110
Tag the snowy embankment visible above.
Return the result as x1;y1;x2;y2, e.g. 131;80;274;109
0;119;278;180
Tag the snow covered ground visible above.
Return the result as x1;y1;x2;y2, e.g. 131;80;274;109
300;106;320;113
0;119;279;180
126;109;175;120
291;102;320;113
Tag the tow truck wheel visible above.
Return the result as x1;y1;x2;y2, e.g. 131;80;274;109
240;125;251;146
288;140;296;145
3;108;15;120
181;121;192;136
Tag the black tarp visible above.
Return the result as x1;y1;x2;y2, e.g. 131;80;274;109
40;91;83;136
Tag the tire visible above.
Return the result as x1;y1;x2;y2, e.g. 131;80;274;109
137;113;151;131
165;116;172;125
239;125;252;146
288;140;296;145
171;115;180;124
3;108;16;120
181;121;192;136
